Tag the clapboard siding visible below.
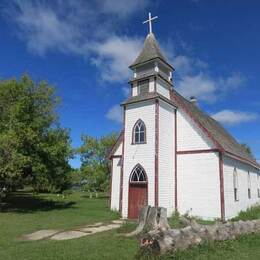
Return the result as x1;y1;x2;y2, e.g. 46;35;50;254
156;78;170;99
177;109;214;151
178;152;221;220
223;156;260;219
113;142;122;156
122;100;155;218
158;100;175;216
110;157;121;211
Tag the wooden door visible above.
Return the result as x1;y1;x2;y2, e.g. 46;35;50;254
128;183;148;219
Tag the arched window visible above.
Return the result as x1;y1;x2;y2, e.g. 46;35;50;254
257;173;260;198
233;167;239;201
132;119;146;144
130;164;147;183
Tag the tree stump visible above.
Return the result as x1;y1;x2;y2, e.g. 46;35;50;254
138;215;260;255
125;206;170;237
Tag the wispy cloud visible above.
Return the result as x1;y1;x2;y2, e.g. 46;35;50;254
211;110;258;125
173;62;244;105
106;105;123;123
90;36;143;82
3;0;246;103
3;0;148;82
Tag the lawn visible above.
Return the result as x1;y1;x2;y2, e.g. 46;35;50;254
1;192;260;260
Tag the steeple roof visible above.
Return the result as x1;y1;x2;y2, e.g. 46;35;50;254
129;33;173;69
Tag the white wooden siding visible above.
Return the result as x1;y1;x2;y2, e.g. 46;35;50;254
149;77;155;92
122;100;155;218
177;109;214;151
113;142;122;156
156;78;170;99
178;152;221;220
110;157;121;211
132;82;138;96
158;100;175;216
223;156;260;219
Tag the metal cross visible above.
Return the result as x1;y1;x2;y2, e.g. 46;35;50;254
143;12;158;34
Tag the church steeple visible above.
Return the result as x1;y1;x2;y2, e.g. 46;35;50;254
127;13;174;101
129;12;174;86
129;32;172;70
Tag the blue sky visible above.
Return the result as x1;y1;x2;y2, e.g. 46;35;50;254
0;0;259;168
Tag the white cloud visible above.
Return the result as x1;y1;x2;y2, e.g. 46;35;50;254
99;0;149;17
175;61;245;103
211;110;258;125
3;0;148;83
3;0;246;101
176;73;217;102
106;105;123;123
90;36;142;82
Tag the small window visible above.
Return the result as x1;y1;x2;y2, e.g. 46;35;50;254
132;119;146;144
257;174;260;198
138;79;149;95
130;164;147;183
248;171;251;199
233;168;239;201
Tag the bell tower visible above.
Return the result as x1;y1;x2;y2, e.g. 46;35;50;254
120;13;176;219
128;13;174;100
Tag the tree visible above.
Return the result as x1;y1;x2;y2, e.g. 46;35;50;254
241;143;254;158
78;133;118;193
0;75;73;194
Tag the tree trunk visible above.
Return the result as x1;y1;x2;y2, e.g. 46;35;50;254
140;219;260;254
126;206;170;237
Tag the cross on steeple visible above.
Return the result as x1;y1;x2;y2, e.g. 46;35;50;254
143;12;158;34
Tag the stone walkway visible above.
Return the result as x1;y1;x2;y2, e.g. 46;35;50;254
22;220;124;241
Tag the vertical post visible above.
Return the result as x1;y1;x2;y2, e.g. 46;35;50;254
109;159;113;209
174;109;178;211
154;99;159;207
219;152;225;221
119;106;126;215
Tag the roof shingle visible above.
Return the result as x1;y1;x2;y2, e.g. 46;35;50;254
129;33;171;69
171;89;259;168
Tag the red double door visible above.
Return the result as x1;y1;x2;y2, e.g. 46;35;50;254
128;183;148;219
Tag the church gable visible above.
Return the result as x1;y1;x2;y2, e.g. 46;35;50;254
177;108;215;151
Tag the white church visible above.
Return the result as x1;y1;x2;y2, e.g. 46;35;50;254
108;14;260;220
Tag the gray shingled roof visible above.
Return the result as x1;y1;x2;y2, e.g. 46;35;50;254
110;88;258;168
171;89;259;167
121;91;176;107
129;33;171;68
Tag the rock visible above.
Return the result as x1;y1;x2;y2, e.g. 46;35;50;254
23;230;60;241
50;231;88;240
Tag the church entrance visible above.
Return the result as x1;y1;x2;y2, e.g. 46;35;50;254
128;164;148;219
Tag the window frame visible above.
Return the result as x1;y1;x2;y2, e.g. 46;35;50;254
132;119;146;144
248;171;251;199
258;174;260;198
129;164;148;184
233;167;239;202
137;79;149;95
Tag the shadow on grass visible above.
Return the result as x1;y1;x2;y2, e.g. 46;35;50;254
0;192;76;213
81;194;109;199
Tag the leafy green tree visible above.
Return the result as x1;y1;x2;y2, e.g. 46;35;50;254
241;143;254;158
0;75;73;194
78;133;118;193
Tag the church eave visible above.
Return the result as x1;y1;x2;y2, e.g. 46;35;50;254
129;57;174;70
128;72;173;88
171;90;260;170
121;92;177;108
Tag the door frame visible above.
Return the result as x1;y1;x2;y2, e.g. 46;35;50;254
127;164;148;218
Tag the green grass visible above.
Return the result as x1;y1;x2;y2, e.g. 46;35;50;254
232;205;260;221
1;192;260;259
